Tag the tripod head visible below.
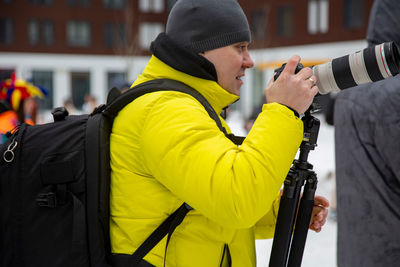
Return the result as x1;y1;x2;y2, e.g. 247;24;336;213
298;105;320;165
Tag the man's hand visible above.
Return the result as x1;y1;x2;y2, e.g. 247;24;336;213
265;55;318;115
309;195;329;233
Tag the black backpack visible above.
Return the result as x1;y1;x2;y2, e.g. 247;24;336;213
0;79;244;267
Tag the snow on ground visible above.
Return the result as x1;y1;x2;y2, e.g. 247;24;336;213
226;111;338;267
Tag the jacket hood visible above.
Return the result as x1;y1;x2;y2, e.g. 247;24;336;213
132;56;239;115
367;0;400;47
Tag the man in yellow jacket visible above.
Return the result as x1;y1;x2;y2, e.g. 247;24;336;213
110;0;329;266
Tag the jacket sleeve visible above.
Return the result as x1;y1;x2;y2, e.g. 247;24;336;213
254;192;281;239
140;93;303;229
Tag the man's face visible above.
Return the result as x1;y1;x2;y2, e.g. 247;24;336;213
201;42;254;96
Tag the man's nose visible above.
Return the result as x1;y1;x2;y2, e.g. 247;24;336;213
243;52;254;68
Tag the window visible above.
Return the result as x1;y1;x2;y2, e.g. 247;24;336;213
42;20;54;45
251;68;266;110
308;0;329;34
67;21;91;47
104;23;113;47
68;0;90;7
28;19;54;46
139;22;163;49
103;0;125;9
104;22;126;48
0;18;13;44
0;69;14;81
139;0;164;13
277;6;294;37
344;0;364;29
28;19;40;45
107;72;127;90
251;10;267;41
71;72;90;109
31;71;53;110
29;0;53;5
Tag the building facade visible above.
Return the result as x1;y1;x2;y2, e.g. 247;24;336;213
0;0;373;122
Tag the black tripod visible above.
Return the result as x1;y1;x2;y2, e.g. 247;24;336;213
268;108;320;267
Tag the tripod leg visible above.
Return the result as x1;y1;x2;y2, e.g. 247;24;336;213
269;113;320;267
269;170;302;267
287;173;318;267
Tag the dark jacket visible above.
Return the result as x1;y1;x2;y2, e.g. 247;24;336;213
335;76;400;267
334;1;400;266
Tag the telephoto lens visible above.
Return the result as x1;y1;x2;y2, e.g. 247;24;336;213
314;42;400;94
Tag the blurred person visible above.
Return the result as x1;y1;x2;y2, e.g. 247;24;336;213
0;97;38;144
82;93;97;113
0;73;44;143
321;92;337;126
22;97;38;125
244;100;266;133
110;0;329;266
0;100;18;144
120;82;131;93
334;0;400;266
0;97;38;142
63;98;80;115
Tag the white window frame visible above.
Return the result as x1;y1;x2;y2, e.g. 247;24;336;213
139;0;164;13
139;22;163;49
67;21;91;47
308;0;329;34
28;19;40;45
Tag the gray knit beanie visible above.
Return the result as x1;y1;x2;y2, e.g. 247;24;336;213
166;0;251;53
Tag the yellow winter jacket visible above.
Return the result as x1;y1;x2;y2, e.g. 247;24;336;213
110;55;304;266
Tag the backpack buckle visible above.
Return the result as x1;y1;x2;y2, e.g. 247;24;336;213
36;192;57;208
51;107;69;122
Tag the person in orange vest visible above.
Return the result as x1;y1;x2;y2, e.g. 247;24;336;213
0;98;37;144
0;100;18;144
0;73;44;143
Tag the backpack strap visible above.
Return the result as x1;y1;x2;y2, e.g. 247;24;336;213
110;203;191;267
226;133;245;146
107;79;244;266
103;79;244;145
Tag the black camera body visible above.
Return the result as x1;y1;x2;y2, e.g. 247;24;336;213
273;63;305;81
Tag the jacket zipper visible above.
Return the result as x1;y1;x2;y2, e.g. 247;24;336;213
219;244;232;267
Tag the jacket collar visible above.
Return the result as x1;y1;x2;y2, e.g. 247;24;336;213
132;56;239;115
150;33;218;82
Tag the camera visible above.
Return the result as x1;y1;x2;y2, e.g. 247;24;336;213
274;42;400;94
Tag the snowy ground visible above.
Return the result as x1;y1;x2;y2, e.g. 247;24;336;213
226;111;337;267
